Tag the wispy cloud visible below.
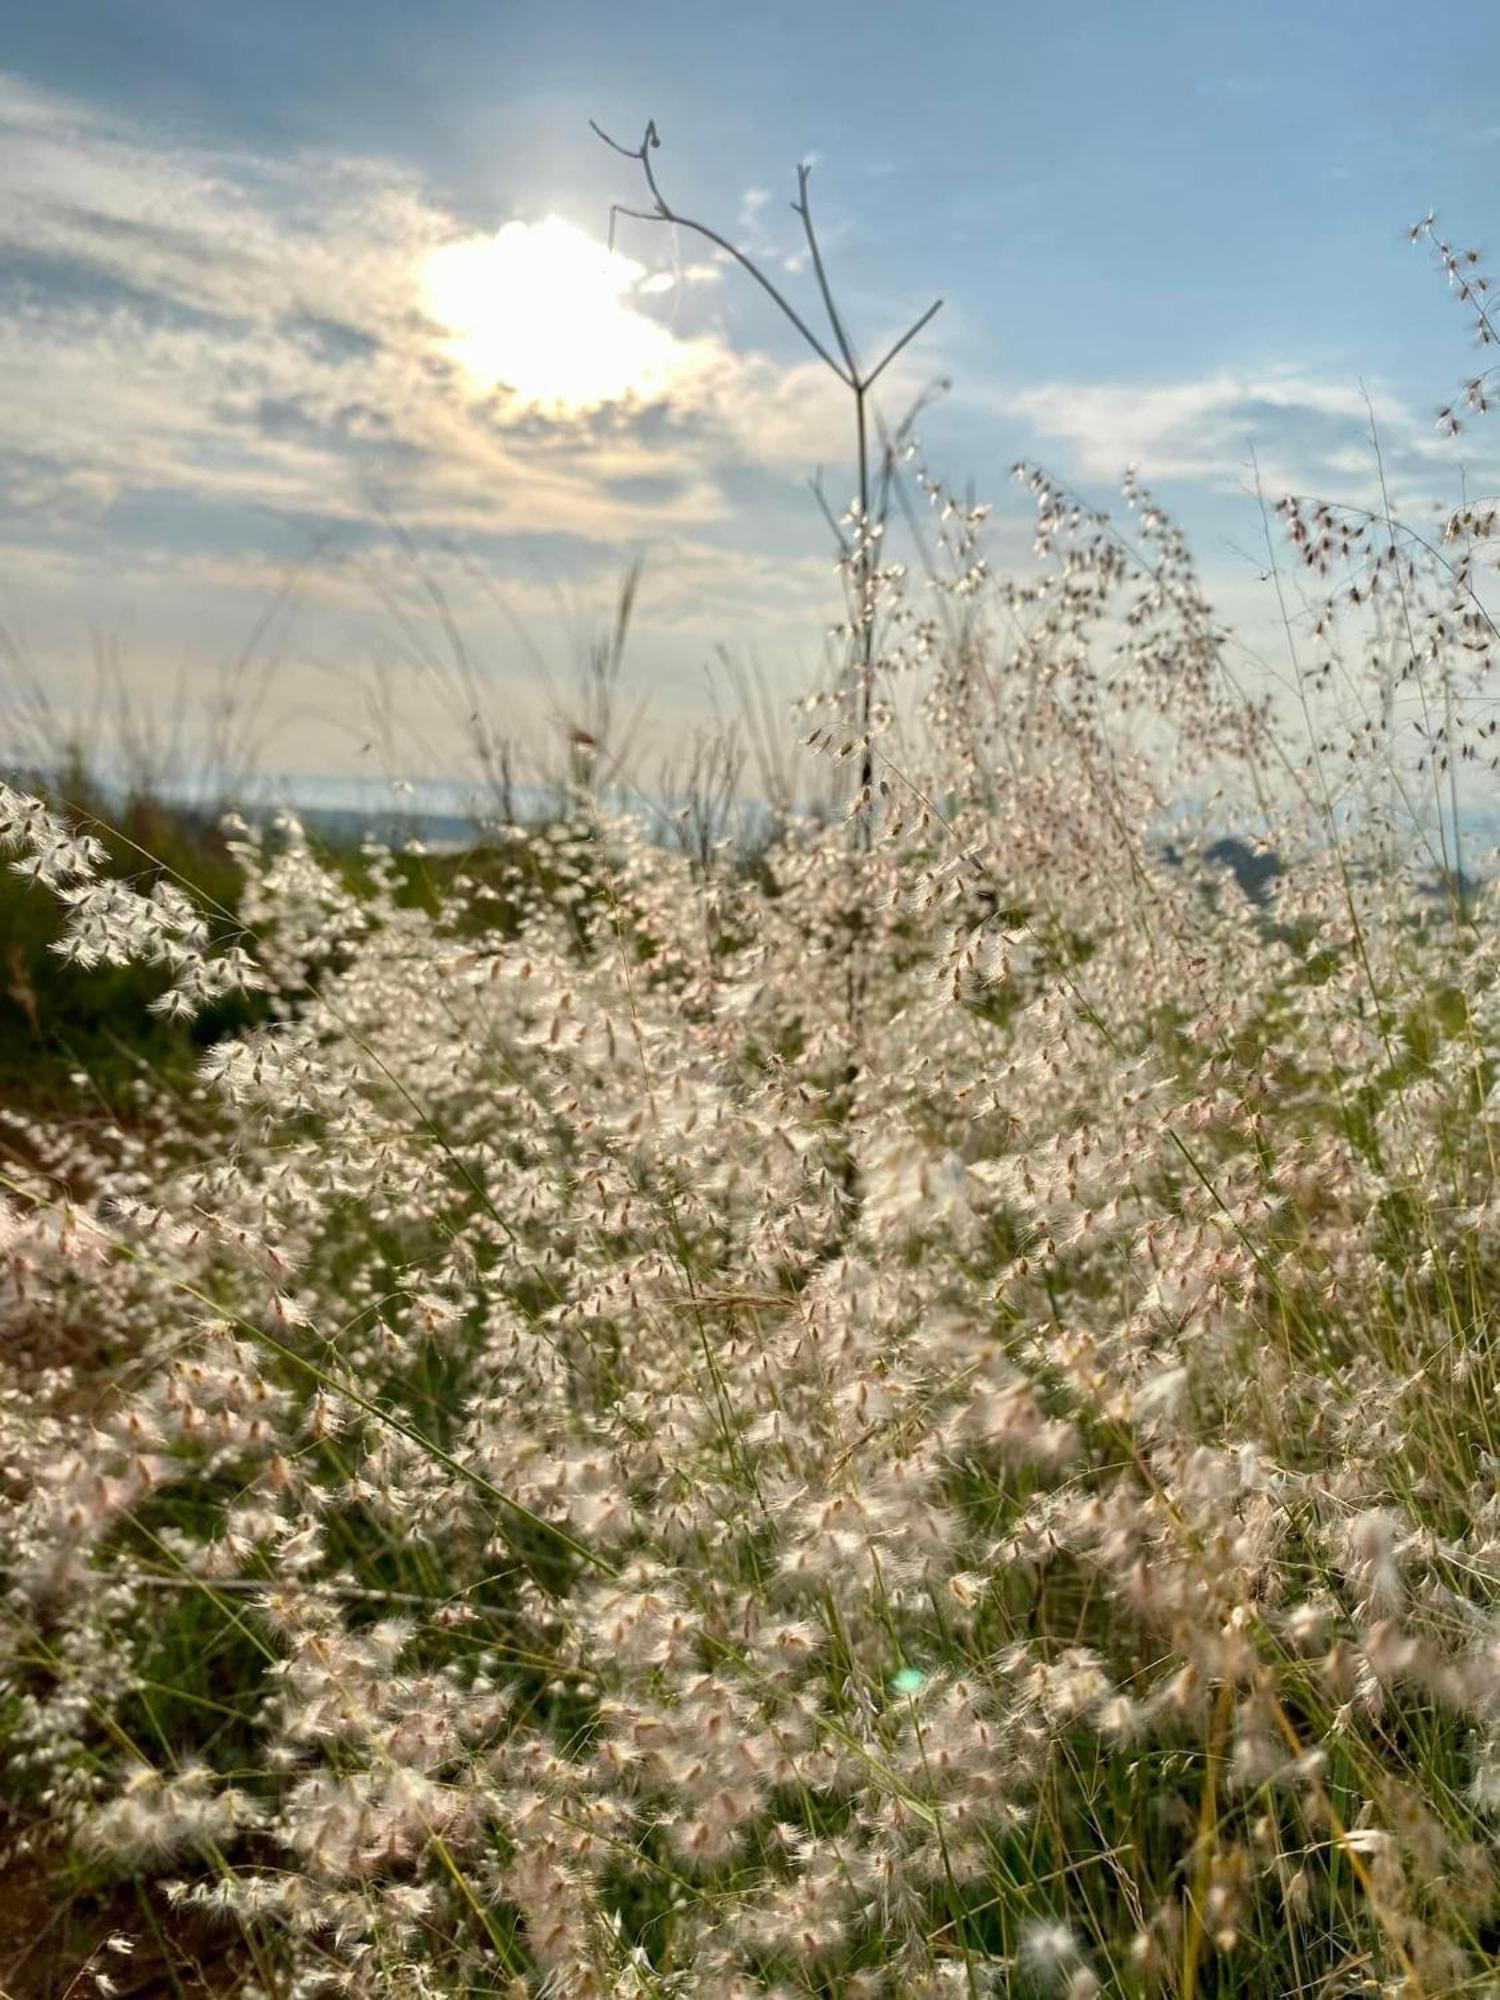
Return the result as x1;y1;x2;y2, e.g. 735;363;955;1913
0;69;868;534
18;65;1450;782
1002;367;1461;503
0;67;903;770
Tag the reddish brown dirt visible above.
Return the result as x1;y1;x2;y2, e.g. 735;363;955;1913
0;1833;249;2000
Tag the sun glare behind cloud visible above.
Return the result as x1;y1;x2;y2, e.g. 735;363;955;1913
422;215;695;412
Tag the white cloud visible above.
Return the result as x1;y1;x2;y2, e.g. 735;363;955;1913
0;70;929;769
1003;367;1460;502
0;71;940;536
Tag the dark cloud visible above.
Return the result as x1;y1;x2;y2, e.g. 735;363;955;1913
602;472;691;505
281;311;383;364
0;245;241;332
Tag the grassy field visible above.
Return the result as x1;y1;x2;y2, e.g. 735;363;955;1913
7;328;1500;1999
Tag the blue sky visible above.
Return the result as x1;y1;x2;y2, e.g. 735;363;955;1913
2;0;1497;790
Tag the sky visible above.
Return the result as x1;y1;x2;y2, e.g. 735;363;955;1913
2;0;1498;797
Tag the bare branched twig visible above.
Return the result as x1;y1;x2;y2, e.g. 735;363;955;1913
591;118;943;831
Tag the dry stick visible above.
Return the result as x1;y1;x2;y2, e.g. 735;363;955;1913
590;117;942;842
592;118;944;1215
1180;1679;1234;2000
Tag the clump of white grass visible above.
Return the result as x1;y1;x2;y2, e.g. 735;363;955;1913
5;223;1500;1996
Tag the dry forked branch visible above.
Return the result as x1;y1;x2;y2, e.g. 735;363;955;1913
591;117;943;832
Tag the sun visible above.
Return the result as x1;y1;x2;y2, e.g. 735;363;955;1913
422;215;690;412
